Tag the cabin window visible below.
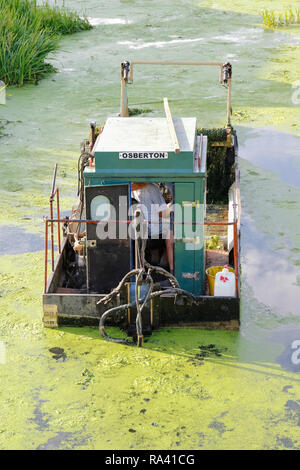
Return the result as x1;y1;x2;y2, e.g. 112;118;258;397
90;195;111;221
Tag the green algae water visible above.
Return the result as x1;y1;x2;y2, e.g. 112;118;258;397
1;0;300;450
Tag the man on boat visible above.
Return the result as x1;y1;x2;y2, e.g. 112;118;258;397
131;182;174;274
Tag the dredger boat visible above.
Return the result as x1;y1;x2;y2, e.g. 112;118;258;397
42;61;241;346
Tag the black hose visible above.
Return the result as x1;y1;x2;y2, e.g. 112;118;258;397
98;264;201;346
77;152;90;204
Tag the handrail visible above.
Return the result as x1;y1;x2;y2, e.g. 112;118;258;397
49;163;61;271
44;218;236;225
128;61;224;83
44;217;239;296
120;60;232;126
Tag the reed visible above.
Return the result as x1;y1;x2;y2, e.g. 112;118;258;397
0;0;92;86
262;7;300;28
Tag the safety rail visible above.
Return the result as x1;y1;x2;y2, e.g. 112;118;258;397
120;60;232;126
44;218;240;297
49;164;61;271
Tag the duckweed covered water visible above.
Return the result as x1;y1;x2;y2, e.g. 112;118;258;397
0;0;300;450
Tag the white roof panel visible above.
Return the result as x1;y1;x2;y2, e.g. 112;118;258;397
94;117;197;153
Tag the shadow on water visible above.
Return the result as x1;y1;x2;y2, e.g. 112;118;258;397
60;324;300;382
36;431;89;450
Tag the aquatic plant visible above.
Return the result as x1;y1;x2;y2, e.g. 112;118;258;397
261;8;300;28
206;235;221;250
128;107;152;116
0;0;92;86
197;127;233;204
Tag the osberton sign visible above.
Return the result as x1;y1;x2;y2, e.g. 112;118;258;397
119;152;168;159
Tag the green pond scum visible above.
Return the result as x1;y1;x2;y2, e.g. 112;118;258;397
0;0;300;450
1;251;300;450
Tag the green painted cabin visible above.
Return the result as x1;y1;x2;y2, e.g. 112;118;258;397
84;116;207;295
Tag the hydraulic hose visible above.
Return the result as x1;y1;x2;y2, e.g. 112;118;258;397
98;264;200;347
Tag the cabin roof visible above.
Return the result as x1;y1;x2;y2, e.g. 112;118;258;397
94;117;197;153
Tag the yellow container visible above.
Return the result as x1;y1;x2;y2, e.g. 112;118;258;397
206;266;235;296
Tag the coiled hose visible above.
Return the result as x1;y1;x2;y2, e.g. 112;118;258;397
98;262;200;347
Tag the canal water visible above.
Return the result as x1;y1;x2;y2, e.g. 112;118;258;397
0;0;300;450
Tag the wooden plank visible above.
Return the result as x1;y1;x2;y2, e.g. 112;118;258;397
163;97;180;154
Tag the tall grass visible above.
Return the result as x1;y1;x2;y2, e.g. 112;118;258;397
0;0;92;86
262;7;300;28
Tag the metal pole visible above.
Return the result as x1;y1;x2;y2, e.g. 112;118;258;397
120;62;129;117
227;76;232;127
128;61;223;82
49;163;58;271
50;164;58;197
44;219;48;294
50;198;54;271
233;219;239;297
56;188;61;254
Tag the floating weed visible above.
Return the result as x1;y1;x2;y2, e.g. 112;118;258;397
189;344;227;366
77;368;94;387
133;374;210;400
49;347;67;361
96;352;154;372
232;110;252;121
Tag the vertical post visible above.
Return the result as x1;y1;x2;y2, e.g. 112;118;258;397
227;76;232;127
222;62;232;127
50;199;54;271
89;121;96;165
163;97;180;153
233;220;239;297
50;163;58;271
120;61;130;117
56;188;61;254
44;218;48;294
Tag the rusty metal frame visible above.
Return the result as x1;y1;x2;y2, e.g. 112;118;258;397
48;163;61;272
44;217;240;296
120;60;232;125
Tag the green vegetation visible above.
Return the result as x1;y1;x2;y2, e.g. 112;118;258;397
197;127;228;144
205;235;222;250
261;7;300;28
128;107;153;116
0;0;92;86
197;128;234;204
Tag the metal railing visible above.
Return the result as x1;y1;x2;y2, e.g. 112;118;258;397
49;164;61;271
120;60;232;126
44;216;240;297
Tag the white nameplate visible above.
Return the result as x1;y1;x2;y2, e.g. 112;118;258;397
119;152;168;160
